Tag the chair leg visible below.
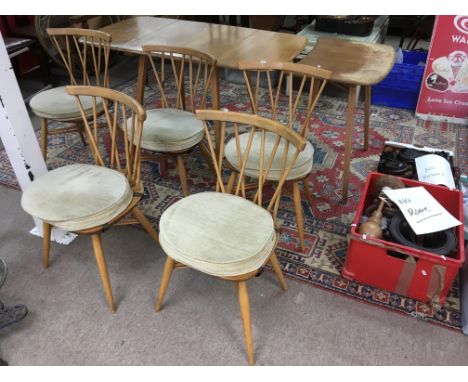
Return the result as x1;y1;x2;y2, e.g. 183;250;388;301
273;186;282;229
159;159;169;177
363;85;371;151
90;234;116;313
302;178;314;210
269;253;287;291
237;281;254;366
176;155;190;197
155;256;175;312
40;118;48;160
76;122;87;147
42;222;51;269
131;207;160;244
198;141;217;176
292;181;305;251
226;172;237;194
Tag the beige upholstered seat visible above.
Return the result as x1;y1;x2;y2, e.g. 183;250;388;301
131;108;205;152
225;131;314;181
237;60;332;251
136;45;217;196
21;86;161;313
28;28;111;160
30;86;104;121
160;192;276;277
21;164;133;231
155;110;307;365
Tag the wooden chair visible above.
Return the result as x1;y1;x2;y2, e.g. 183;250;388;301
21;85;160;313
28;28;111;160
129;45;217;196
155;109;307;365
235;61;332;250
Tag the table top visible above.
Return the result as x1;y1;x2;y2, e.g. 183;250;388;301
99;16;308;69
299;37;396;86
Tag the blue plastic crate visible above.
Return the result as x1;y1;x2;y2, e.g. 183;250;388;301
371;50;427;110
401;50;428;66
379;64;425;85
372;82;422;109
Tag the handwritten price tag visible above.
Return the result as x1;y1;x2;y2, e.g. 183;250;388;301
415;154;455;189
383;186;462;235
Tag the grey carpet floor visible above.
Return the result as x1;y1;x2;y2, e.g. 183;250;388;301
1;186;468;365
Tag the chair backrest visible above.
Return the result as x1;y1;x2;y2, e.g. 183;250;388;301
142;45;217;112
238;60;332;138
66;85;146;189
47;28;111;87
196;109;306;220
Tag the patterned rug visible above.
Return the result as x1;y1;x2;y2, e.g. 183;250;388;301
1;75;467;331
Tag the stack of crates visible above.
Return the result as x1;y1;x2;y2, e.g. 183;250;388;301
371;50;428;110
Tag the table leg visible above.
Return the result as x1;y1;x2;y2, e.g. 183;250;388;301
210;67;221;152
136;55;147;105
364;85;371;151
341;85;356;203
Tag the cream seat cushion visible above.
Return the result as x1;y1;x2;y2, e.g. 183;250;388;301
159;192;277;277
21;164;133;231
130;108;205;152
224;131;314;181
29;86;104;121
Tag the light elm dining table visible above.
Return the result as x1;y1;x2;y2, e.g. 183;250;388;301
99;16;308;107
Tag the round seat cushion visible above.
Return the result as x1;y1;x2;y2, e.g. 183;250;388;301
159;192;277;277
29;86;104;121
131;108;205;152
21;164;133;231
224;131;314;181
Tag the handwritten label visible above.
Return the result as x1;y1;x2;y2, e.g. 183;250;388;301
383;186;462;235
415;154;455;188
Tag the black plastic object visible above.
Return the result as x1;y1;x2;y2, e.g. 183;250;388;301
378;150;412;177
0;305;28;330
0;257;28;330
379;158;411;176
388;214;457;257
378;146;458;186
315;16;375;36
398;148;427;163
0;257;28;366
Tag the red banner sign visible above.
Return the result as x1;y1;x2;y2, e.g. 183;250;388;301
416;15;468;125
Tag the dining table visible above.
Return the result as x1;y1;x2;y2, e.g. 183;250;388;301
99;16;308;107
99;16;308;155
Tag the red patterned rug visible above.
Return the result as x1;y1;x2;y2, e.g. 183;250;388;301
1;76;467;330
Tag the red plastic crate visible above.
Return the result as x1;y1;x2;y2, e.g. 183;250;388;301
342;172;465;306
